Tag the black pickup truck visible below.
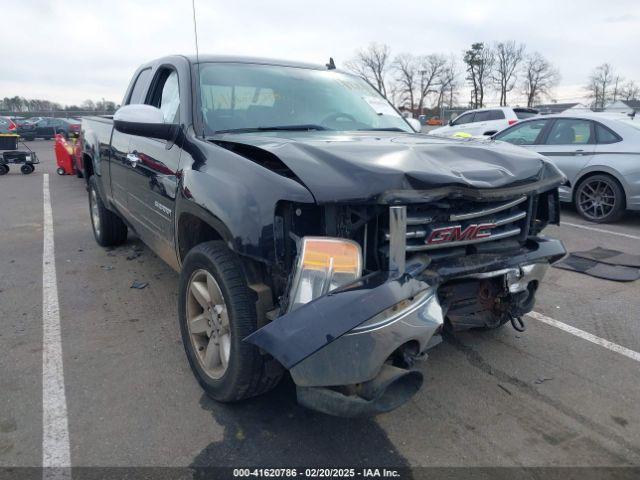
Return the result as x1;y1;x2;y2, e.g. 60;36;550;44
81;55;566;416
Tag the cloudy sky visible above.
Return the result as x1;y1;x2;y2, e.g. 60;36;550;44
1;0;638;107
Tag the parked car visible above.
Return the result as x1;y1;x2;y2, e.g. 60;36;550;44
0;116;18;134
426;116;443;126
493;113;640;222
29;117;81;139
429;107;539;137
81;55;565;416
15;118;37;140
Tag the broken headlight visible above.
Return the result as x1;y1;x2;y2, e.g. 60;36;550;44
287;237;362;312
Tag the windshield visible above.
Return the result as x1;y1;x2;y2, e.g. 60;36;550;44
198;63;412;135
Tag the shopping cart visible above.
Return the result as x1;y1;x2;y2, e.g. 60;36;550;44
0;134;39;175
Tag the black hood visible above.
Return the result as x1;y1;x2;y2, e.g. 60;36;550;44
211;131;565;203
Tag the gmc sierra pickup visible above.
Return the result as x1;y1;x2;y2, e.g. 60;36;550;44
81;55;566;416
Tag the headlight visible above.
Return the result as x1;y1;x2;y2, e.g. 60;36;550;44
287;237;362;312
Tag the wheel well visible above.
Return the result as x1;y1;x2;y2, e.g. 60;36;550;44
573;171;626;206
177;213;224;263
83;154;94;184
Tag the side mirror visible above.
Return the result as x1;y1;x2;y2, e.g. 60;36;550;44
448;120;453;126
407;118;422;132
113;105;179;141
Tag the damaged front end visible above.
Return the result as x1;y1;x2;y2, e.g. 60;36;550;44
245;181;566;417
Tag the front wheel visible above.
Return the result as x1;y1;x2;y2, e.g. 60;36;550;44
21;164;35;175
0;164;8;175
88;176;128;246
574;174;625;223
57;167;66;176
178;241;282;402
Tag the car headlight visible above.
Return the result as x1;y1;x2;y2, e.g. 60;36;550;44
287;237;362;312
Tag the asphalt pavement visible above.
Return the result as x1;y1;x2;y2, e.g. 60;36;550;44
1;140;639;474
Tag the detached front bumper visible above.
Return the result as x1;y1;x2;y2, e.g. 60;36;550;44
245;236;565;415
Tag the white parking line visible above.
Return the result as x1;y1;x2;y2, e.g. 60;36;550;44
562;221;640;241
528;311;640;363
42;174;71;479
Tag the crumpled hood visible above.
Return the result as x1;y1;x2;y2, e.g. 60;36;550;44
212;131;564;203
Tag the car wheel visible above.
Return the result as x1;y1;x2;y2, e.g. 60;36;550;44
88;176;128;246
178;241;283;402
574;174;625;223
21;164;35;175
0;164;8;175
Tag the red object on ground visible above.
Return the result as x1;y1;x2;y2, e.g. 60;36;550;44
54;134;77;175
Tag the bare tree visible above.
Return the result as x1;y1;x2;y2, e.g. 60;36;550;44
436;56;460;110
587;63;615;109
521;52;560;107
463;43;494;108
415;54;447;113
392;53;418;111
493;41;525;106
611;75;624;102
621;80;640;101
345;42;392;97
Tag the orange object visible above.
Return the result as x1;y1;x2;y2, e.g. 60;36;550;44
427;117;442;126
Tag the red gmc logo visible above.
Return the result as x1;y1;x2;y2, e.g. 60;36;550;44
426;223;497;245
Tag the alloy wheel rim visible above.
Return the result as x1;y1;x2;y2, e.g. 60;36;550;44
578;179;616;220
90;188;101;237
186;269;231;379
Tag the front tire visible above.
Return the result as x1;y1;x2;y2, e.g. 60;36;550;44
88;176;127;246
574;174;625;223
0;164;8;175
178;241;282;402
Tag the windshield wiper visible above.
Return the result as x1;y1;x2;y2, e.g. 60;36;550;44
214;124;330;134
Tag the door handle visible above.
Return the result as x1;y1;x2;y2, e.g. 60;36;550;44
575;149;586;156
126;153;140;167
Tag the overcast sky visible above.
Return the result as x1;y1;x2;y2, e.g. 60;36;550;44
1;0;638;107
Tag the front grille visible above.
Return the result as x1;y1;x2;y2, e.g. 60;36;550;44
383;196;531;253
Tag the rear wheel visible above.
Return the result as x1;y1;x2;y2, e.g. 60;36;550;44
20;164;34;175
88;176;128;246
0;164;8;175
574;174;625;223
179;241;283;402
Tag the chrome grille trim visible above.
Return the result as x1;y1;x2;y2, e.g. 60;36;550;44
449;196;527;222
494;210;527;226
405;227;521;252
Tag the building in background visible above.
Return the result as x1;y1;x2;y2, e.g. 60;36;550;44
604;100;640;116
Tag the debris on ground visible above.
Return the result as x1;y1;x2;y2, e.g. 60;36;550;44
534;377;554;385
497;384;512;395
100;265;114;271
130;280;149;289
126;247;144;261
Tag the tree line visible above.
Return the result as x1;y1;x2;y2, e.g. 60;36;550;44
346;41;639;114
0;96;118;114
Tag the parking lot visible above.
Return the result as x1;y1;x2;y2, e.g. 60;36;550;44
1;140;640;472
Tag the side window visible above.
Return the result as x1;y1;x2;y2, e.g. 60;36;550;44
148;69;180;123
546;119;593;145
452;113;474;125
475;110;505;122
495;119;548;145
595;123;621;144
127;68;152;105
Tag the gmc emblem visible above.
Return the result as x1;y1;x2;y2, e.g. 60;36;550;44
426;223;497;245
